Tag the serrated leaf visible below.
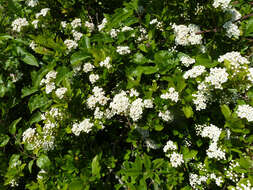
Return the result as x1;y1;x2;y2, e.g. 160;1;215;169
21;87;38;98
28;94;52;113
16;47;39;67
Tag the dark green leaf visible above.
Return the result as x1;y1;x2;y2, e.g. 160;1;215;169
9;117;22;135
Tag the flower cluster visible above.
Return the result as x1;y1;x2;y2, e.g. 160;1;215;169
236;104;253;122
72;119;94;136
160;87;179;102
12;18;29;32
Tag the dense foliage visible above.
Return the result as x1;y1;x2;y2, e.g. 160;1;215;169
0;0;253;189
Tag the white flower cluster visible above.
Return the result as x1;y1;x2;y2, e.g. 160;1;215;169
98;18;107;31
247;68;253;84
143;99;153;108
166;152;184;168
85;21;95;32
22;128;36;143
36;8;50;18
196;124;225;160
72;30;83;41
227;8;242;22
72;119;94;136
64;39;78;50
121;26;133;32
32;19;39;29
150;18;163;31
71;18;81;29
232;180;253;190
27;0;38;7
218;51;249;70
129;89;139;97
225;160;245;183
172;24;202;46
136;27;148;42
183;65;206;79
213;0;231;9
116;46;131;55
89;74;99;84
40;70;57;94
41;107;62;120
163;140;177;152
160;87;179;102
55;87;67;99
99;57;111;69
158;110;173;122
129;98;144;121
110;29;120;38
192;90;209;111
110;91;130;115
223;21;240;39
180;56;195;67
205;67;228;89
87;86;109;109
236;104;253;122
12;18;29;32
210;173;223;186
83;62;95;73
189;173;208;189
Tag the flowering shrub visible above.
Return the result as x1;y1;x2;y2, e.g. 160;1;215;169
0;0;253;189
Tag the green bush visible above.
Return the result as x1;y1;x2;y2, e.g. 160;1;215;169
0;0;253;189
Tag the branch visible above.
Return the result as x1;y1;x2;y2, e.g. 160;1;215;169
195;13;253;35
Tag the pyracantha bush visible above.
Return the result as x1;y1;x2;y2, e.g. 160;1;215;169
0;0;253;189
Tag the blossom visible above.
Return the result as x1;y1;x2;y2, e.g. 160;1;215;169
236;104;253;122
183;65;206;79
45;82;56;94
55;87;67;99
158;110;173;122
27;0;38;7
22;128;36;142
61;21;67;28
163;140;177;152
160;87;179;102
205;67;228;89
218;51;249;70
116;46;131;55
71;18;81;29
206;142;226;160
72;119;94;135
143;99;153;108
180;56;195;67
85;21;95;32
36;8;50;18
110;91;130;115
12;18;29;32
64;39;78;50
192;91;208;111
83;62;95;73
168;152;184;167
32;20;39;29
98;18;107;31
223;21;240;39
89;74;99;84
72;30;83;41
213;0;231;9
99;57;111;69
110;29;120;38
121;26;133;32
129;98;144;121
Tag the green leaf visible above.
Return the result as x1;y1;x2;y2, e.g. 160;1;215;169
143;154;151;170
154;51;178;73
132;53;151;65
16;47;39;67
182;106;193;118
21;87;38;98
70;50;91;65
29;112;42;126
9;117;22;135
195;54;218;68
28;160;34;173
0;134;10;147
55;66;71;85
91;155;101;178
221;104;231;119
28;94;52;113
69;179;84;190
245;18;253;37
36;154;51;169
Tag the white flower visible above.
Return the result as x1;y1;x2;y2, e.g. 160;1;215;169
22;128;36;142
218;51;249;70
98;18;107;31
129;89;139;97
29;41;37;50
71;18;81;29
27;0;38;7
143;99;153;108
64;39;78;50
32;20;39;29
163;140;177;152
207;142;226;160
227;8;242;21
36;8;50;18
189;173;207;189
55;87;67;99
110;91;130;115
172;24;202;46
72;119;94;135
45;82;56;94
168;152;184;167
72;30;83;41
180;56;195;67
121;26;133;32
94;107;104;119
192;91;208;111
247;68;253;83
85;21;95;32
116;46;131;55
236;104;253;122
213;0;231;9
12;18;29;32
110;29;120;38
183;65;206;79
223;21;240;39
159;110;173;122
89;74;99;84
197;124;222;142
205;67;228;89
99;57;111;69
160;87;179;102
87;86;109;109
83;62;95;73
61;21;67;28
129;98;144;121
